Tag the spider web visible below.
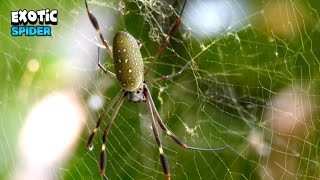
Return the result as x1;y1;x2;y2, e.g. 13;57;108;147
0;0;319;179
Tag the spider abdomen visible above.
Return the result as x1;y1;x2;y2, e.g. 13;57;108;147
113;31;144;91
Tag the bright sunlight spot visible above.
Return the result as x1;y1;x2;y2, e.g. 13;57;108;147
15;91;85;179
185;0;248;38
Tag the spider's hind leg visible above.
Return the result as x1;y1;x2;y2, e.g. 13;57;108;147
144;0;188;76
84;0;112;55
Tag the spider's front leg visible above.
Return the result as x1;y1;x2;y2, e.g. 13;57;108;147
146;88;228;151
145;87;171;180
86;90;126;178
86;90;125;149
99;92;126;176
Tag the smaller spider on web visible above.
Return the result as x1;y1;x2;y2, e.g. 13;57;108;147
84;0;228;179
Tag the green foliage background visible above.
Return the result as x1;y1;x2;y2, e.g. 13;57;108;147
0;0;319;179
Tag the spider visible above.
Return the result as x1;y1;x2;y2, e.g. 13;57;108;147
84;0;227;179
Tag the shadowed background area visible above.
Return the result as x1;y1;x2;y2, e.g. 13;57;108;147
0;0;319;179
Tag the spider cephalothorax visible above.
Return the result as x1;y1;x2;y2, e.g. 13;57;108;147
127;83;146;103
84;0;227;179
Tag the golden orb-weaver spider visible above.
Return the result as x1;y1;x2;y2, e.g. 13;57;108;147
84;0;227;179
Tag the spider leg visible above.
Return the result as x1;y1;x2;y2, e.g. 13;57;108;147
99;91;127;176
145;60;192;83
145;86;228;151
97;47;116;77
86;90;125;150
144;0;188;76
84;0;113;55
145;90;171;180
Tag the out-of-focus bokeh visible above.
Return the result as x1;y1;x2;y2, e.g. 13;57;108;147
0;0;319;179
